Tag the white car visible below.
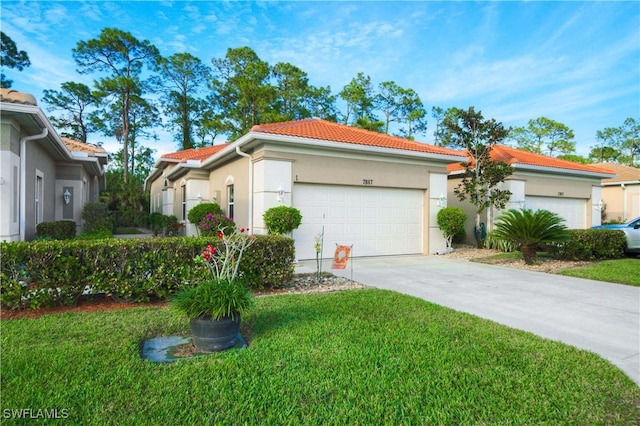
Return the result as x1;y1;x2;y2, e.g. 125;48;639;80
592;216;640;254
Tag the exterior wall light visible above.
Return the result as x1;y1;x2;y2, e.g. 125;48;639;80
436;193;447;207
63;189;72;205
277;184;285;203
593;199;605;211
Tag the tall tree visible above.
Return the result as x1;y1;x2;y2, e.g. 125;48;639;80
376;81;405;134
73;28;159;182
397;88;427;140
42;82;100;143
270;62;311;121
192;97;225;147
94;94;160;177
211;46;274;140
153;52;211;150
591;126;624;163
441;107;513;245
304;85;338;122
508;117;575;156
339;72;376;126
619;117;639;166
0;32;30;88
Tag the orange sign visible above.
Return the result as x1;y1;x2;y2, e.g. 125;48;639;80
332;245;351;269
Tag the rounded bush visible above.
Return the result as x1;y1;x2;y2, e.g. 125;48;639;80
188;203;223;225
263;206;302;235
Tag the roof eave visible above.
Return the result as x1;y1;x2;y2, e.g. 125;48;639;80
514;163;616;179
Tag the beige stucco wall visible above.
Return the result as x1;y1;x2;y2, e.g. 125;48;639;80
252;143;451;255
448;170;603;246
602;184;640;222
207;157;250;230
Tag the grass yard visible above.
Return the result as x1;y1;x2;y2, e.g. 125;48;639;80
560;258;640;286
2;289;639;424
474;251;640;286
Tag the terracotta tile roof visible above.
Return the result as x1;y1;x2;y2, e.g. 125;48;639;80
447;145;616;176
251;119;463;157
161;144;230;162
0;88;37;106
591;163;640;183
61;137;107;155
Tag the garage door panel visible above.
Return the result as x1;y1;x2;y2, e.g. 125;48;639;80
293;184;424;259
525;197;586;229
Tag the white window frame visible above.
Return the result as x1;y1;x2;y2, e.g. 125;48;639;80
227;184;234;220
35;169;44;226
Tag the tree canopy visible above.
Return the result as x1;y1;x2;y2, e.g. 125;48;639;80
508;117;575;157
73;27;160;182
440;107;513;244
0;32;30;88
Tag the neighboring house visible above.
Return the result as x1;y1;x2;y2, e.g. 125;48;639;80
146;119;466;259
0;89;107;241
591;162;640;222
447;145;616;244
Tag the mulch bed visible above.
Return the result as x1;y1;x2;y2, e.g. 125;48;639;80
0;294;168;320
1;273;366;320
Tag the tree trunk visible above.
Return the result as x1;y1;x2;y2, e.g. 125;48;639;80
521;243;537;265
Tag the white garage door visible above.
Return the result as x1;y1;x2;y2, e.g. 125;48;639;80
292;184;423;259
525;197;586;229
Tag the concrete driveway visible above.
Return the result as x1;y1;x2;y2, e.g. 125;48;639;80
296;255;640;386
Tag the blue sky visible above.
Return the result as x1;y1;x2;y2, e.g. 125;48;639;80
1;1;638;159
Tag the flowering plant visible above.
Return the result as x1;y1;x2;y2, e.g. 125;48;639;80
196;227;254;282
198;213;235;237
172;226;255;320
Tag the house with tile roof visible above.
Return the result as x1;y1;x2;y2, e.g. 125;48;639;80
446;145;616;244
591;163;640;222
146;118;467;258
0;89;108;241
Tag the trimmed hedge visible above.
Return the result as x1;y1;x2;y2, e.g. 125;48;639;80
550;229;627;261
0;235;294;310
36;221;76;240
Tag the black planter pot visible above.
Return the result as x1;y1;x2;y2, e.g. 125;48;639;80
190;314;241;352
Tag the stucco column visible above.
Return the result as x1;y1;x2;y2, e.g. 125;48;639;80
252;159;293;235
591;185;603;227
428;172;448;254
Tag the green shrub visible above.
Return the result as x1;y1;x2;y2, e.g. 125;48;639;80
36;221;76;240
241;235;295;290
436;207;466;248
0;235;294;309
82;202;113;233
263;206;302;235
75;228;113;240
148;212;168;236
491;209;570;265
550;229;626;261
187;203;223;226
164;215;184;236
484;231;519;252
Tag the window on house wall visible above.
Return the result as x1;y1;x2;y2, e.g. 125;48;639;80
35;171;44;226
227;185;234;220
181;184;187;221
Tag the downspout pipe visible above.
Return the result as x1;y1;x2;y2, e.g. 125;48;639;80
235;145;253;233
20;128;49;241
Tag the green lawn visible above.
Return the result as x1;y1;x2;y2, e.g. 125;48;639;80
474;252;640;286
2;289;638;424
560;258;640;286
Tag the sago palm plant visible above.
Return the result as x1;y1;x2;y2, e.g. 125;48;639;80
491;209;570;265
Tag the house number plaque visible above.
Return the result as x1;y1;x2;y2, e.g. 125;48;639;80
362;179;374;185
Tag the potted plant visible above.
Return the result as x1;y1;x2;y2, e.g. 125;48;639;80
172;227;254;352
